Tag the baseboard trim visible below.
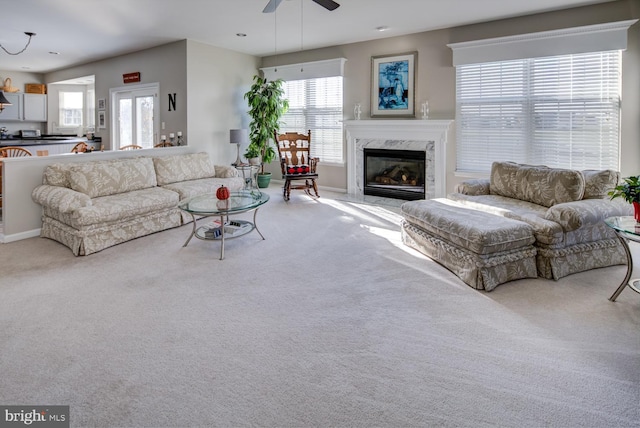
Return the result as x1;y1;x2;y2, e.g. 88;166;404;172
1;228;41;243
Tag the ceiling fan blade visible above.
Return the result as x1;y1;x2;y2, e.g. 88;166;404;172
311;0;340;11
262;0;284;13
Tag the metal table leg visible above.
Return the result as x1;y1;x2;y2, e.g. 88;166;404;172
609;231;640;301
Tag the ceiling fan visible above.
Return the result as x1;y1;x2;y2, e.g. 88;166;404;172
262;0;340;13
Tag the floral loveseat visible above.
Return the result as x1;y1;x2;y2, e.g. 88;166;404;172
31;152;244;256
401;161;632;290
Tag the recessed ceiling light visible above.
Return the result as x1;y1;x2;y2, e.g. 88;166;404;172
21;66;31;70
236;33;247;37
376;26;389;32
49;51;60;55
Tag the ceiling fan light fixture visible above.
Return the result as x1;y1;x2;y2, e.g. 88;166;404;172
0;31;36;56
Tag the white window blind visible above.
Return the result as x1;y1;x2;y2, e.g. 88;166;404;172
280;76;344;164
456;50;621;172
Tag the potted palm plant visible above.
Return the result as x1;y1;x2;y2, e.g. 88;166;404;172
244;75;289;188
608;175;640;222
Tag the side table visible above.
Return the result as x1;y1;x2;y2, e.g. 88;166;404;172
235;164;260;192
604;216;640;301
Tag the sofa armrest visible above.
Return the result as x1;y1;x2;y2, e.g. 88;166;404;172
454;178;490;196
544;199;633;232
214;165;240;178
32;185;92;214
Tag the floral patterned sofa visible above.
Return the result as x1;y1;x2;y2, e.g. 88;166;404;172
31;152;244;256
401;161;632;290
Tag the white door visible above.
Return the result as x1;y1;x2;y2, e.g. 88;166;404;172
112;84;159;149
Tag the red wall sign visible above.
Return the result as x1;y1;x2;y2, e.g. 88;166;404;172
123;72;141;84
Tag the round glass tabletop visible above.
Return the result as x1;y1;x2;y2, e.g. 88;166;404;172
604;216;640;241
179;190;269;215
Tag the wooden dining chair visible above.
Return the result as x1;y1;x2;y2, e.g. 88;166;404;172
119;144;143;150
71;142;89;153
154;142;173;148
0;146;33;157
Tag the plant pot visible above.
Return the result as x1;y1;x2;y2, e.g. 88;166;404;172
248;157;261;166
633;201;640;223
257;172;271;188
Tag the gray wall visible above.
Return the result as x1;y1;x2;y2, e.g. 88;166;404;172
46;41;190;150
261;0;640;192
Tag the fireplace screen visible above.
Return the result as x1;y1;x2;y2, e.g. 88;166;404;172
364;148;425;200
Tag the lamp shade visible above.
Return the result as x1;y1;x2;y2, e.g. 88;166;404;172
0;91;12;106
230;129;248;145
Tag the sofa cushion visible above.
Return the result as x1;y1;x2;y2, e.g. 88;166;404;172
162;177;245;200
490;161;584;207
582;169;619;199
67;157;157;198
62;187;179;227
153;153;216;186
43;163;71;187
448;193;564;246
401;198;535;255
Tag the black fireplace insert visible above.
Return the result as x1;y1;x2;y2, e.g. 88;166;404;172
363;148;425;200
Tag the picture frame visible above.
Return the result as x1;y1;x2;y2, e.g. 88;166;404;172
98;110;106;129
97;98;106;110
371;52;417;118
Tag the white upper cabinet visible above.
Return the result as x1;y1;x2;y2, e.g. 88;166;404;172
23;94;47;122
0;93;47;122
1;93;22;121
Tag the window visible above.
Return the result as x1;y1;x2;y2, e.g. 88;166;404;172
450;20;636;173
262;58;347;165
280;76;344;164
456;50;621;172
59;91;83;127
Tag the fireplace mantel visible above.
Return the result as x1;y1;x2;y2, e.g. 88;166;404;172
344;119;454;200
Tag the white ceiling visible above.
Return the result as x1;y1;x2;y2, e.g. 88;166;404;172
1;0;616;74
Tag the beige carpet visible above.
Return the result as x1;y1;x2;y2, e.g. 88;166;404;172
0;187;638;427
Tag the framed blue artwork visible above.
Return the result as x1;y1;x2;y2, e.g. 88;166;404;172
371;52;416;117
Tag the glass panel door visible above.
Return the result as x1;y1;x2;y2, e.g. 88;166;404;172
112;83;159;149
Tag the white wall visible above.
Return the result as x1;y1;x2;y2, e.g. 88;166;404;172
186;40;260;166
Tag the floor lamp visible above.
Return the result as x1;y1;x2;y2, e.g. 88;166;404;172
230;129;248;166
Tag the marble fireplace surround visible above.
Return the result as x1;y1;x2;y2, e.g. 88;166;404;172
344;120;454;200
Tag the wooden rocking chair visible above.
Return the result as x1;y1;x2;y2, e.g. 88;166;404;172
274;130;319;201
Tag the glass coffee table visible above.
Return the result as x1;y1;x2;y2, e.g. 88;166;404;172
604;216;640;301
179;190;269;260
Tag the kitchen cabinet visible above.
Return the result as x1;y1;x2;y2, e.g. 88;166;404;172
1;93;22;121
23;94;47;122
0;93;47;122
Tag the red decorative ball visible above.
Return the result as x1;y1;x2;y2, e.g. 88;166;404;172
216;185;230;200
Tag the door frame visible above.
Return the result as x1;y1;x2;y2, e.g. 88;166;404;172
109;82;160;149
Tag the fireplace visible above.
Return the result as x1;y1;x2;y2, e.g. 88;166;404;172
344;119;454;202
364;148;425;200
